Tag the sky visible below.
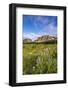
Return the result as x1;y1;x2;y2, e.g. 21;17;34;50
23;15;57;41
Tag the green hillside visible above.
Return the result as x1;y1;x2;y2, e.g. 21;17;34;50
23;43;57;75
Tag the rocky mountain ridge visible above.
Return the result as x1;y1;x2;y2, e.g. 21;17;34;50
23;35;57;43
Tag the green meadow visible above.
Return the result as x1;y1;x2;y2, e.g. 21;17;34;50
23;43;57;75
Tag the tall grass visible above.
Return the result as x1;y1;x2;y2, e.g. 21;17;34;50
23;43;57;75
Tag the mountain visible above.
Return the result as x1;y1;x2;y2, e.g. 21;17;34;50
35;35;57;42
23;35;57;43
23;38;32;43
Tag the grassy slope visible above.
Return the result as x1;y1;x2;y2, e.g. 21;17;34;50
23;43;57;75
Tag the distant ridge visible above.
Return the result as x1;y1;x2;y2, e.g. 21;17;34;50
23;35;57;43
35;35;57;42
23;38;32;43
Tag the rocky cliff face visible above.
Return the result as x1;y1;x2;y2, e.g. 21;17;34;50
23;35;57;43
35;35;57;42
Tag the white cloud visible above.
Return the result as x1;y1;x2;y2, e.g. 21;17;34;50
23;32;48;41
23;16;57;40
23;22;57;41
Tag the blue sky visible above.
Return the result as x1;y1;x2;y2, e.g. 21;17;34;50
23;15;57;41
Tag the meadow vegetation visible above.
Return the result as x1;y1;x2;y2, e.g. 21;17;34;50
23;43;57;75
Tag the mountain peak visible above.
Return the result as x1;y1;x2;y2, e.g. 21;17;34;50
23;35;57;43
